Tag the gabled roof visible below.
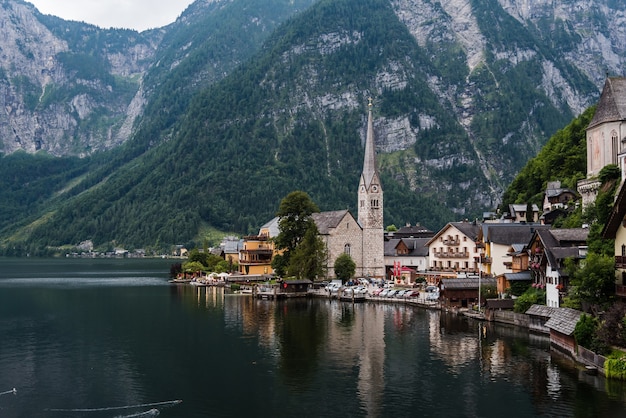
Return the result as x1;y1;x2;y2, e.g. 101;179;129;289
544;307;583;336
549;228;589;244
483;224;549;245
510;203;540;213
427;221;481;245
503;271;532;281
545;187;577;199
384;237;429;257
312;210;355;234
392;224;434;238
525;304;558;318
260;217;280;237
603;181;626;239
588;77;626;129
441;277;496;290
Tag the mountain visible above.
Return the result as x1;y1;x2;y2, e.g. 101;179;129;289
0;0;625;254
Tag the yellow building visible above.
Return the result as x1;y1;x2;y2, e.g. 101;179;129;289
238;218;279;276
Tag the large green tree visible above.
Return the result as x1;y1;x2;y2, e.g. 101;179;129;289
334;253;356;283
272;191;320;277
287;223;327;280
565;253;615;312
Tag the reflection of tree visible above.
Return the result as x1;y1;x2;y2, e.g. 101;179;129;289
276;299;328;391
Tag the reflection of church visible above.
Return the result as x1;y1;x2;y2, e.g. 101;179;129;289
578;76;626;206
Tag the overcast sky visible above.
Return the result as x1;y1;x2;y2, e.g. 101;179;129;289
29;0;196;32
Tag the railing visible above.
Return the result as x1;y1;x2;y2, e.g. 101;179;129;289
239;259;272;265
480;256;492;264
617;284;626;298
443;238;460;246
436;251;469;258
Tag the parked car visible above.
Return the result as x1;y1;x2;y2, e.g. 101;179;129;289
386;289;397;298
404;290;420;298
371;288;383;296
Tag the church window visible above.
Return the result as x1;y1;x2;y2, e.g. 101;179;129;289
344;244;351;256
360;200;365;207
613;131;618;163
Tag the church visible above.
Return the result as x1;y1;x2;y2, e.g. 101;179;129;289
577;76;626;206
239;101;385;280
313;99;385;279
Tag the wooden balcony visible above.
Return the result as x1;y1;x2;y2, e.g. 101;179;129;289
443;238;460;246
617;284;626;298
616;256;626;269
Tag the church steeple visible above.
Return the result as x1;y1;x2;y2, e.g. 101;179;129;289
362;97;378;189
357;99;384;278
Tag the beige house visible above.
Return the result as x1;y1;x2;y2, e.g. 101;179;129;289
578;76;626;206
426;221;481;274
479;224;550;277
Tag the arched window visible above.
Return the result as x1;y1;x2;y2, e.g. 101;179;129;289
344;244;351;255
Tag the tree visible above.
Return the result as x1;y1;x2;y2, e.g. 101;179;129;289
287;223;327;280
567;253;615;313
334;253;356;282
272;191;320;277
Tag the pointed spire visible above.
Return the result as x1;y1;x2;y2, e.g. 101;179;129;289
362;98;377;188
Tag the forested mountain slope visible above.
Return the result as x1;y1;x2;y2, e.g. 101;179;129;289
0;0;625;254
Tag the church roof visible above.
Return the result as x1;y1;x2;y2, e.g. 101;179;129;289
361;102;379;188
588;76;626;129
312;210;354;234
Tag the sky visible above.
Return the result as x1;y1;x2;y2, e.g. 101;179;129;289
28;0;196;32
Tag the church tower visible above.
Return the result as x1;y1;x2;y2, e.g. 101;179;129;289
358;99;385;278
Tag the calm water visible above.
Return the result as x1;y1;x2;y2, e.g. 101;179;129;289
0;258;625;418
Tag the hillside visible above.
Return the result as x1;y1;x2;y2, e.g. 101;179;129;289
0;0;625;254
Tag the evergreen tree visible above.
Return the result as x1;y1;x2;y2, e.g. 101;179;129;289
287;223;327;280
272;191;320;277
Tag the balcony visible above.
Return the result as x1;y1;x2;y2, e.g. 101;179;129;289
443;238;460;246
616;256;626;269
480;256;492;264
617;285;626;298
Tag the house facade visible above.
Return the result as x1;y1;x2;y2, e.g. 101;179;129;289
384;237;429;282
601;181;626;302
426;221;481;274
528;228;589;308
479;223;550;277
239;218;278;276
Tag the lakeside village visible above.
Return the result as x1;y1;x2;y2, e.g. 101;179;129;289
59;79;621;379
168;79;626;381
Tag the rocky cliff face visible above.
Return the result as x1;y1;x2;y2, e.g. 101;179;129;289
0;1;159;156
1;0;624;161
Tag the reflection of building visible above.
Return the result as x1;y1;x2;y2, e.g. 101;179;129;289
325;303;386;416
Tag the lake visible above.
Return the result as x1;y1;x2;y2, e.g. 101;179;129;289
0;257;625;417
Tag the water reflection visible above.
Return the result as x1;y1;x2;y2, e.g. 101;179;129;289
165;286;626;418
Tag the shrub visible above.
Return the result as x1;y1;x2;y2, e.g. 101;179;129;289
513;287;546;313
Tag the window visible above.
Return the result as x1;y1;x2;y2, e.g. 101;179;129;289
344;244;351;256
